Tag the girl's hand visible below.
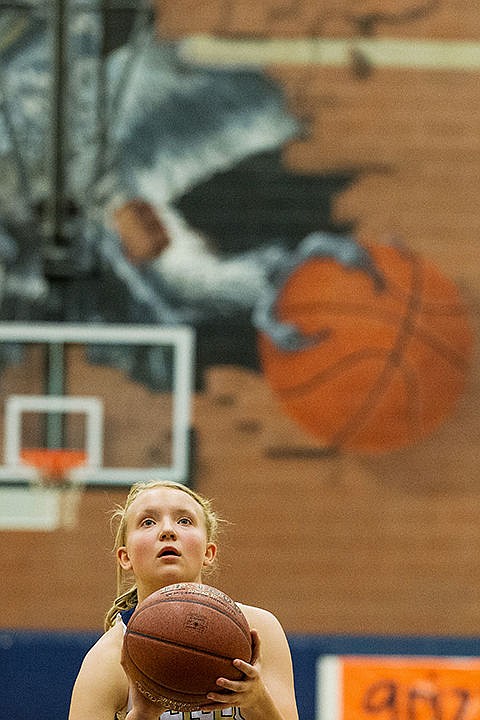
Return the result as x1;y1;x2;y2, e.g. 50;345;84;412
202;629;269;711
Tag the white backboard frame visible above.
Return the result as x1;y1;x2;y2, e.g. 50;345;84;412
0;322;195;486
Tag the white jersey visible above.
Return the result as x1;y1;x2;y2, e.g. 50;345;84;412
117;708;244;719
156;711;244;719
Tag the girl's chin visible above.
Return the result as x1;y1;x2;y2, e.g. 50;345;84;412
144;573;203;595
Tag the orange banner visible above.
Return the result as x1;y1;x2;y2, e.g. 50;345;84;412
318;655;480;720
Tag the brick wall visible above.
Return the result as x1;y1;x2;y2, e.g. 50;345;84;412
1;1;479;635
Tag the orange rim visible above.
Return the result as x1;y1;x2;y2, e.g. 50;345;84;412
20;448;87;480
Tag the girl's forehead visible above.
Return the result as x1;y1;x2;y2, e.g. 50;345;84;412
128;486;203;517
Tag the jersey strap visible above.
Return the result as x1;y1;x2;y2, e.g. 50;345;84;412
120;606;136;625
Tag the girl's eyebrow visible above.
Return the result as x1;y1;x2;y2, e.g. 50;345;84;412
133;506;198;519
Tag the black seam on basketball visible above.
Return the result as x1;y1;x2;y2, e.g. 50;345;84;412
264;247;471;451
276;251;422;403
276;347;395;396
127;653;213;701
275;252;429;448
125;651;216;699
273;347;417;447
131;597;251;642
406;324;471;369
126;628;245;662
411;302;467;315
330;251;424;447
270;320;468;399
124;635;244;698
335;357;424;448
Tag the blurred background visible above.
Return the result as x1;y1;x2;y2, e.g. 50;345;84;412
0;1;479;718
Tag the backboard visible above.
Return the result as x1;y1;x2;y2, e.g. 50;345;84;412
0;322;195;490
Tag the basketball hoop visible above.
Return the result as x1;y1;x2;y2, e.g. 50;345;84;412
20;448;87;485
15;448;88;529
15;448;88;530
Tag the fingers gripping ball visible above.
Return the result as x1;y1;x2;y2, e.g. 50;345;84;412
122;583;252;712
258;243;474;453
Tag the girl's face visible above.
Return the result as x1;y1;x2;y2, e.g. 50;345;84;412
117;486;217;601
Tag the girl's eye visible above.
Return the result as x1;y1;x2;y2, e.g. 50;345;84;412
178;517;192;525
141;518;155;527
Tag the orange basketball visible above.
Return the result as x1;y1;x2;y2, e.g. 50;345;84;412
258;243;474;453
122;583;252;711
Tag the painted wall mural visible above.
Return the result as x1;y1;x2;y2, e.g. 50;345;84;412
0;3;474;454
257;239;473;453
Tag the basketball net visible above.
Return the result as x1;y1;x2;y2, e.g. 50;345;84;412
19;448;87;530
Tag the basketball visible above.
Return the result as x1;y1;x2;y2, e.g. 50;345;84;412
122;582;252;711
258;242;474;453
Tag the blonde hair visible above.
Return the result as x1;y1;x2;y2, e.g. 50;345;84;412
104;480;221;630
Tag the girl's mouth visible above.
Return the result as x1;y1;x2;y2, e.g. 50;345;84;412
157;547;180;558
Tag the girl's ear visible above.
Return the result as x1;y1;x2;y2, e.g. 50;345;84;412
203;542;217;569
117;546;132;571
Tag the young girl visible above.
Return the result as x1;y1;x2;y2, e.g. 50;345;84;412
68;479;299;720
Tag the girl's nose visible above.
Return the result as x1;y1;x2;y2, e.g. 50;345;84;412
159;525;176;540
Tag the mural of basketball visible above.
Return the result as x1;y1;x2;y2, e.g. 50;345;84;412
258;242;474;453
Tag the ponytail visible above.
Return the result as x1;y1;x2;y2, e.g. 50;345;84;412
104;586;138;631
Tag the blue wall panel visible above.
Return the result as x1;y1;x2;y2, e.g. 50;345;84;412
1;630;479;720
